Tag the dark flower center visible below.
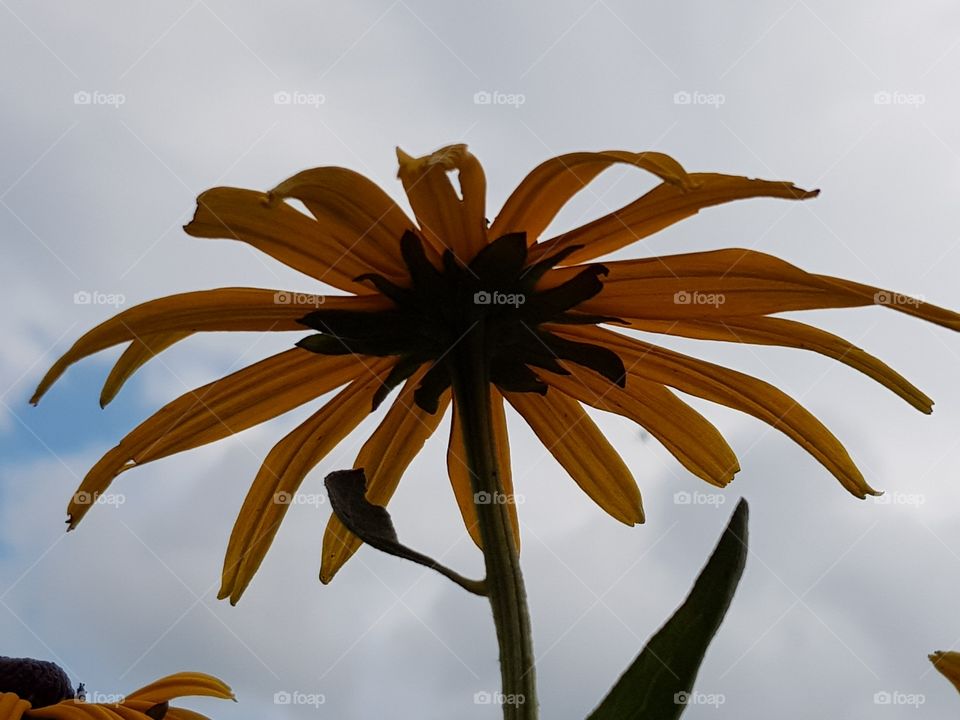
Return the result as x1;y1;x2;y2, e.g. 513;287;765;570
297;231;626;413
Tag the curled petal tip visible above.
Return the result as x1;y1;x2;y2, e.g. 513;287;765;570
395;146;413;171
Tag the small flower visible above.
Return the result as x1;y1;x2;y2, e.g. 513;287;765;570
33;145;959;601
930;650;960;694
0;659;233;719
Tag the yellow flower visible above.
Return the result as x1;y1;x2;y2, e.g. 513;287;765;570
0;671;234;719
32;145;959;602
931;650;960;694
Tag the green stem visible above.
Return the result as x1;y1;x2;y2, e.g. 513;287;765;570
450;332;538;720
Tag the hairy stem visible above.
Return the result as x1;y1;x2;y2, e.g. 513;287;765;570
450;332;537;719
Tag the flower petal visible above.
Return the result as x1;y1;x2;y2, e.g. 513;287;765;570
556;325;877;497
615;316;932;413
530;173;818;265
124;673;234;703
542;365;740;488
184;187;390;293
24;704;123;719
491;150;690;244
396;144;487;260
269;167;415;278
0;693;30;720
549;248;960;330
162;709;213;720
31;289;389;405
930;651;960;694
67;350;368;528
446;388;520;549
220;360;391;604
320;366;451;582
99;332;191;408
504;390;643;525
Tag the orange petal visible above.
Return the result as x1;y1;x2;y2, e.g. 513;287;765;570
446;388;520;549
184;187;385;293
550;248;960;330
610;316;932;413
0;693;30;720
542;365;740;488
162;709;213;720
99;331;191;408
491;150;690;244
24;705;123;719
504;390;643;525
816;275;960;330
220;360;391;604
320;366;451;582
107;706;150;720
530;172;818;264
67;350;368;528
124;673;234;703
556;325;876;498
31;288;389;405
269;167;415;279
396;144;487;261
930;650;960;694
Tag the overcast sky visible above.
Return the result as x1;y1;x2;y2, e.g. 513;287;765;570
2;1;960;718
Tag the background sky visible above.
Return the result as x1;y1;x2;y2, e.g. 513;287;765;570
2;1;959;718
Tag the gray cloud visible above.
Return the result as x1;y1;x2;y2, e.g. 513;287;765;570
2;1;960;718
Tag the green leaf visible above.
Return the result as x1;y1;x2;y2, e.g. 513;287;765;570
587;498;749;720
